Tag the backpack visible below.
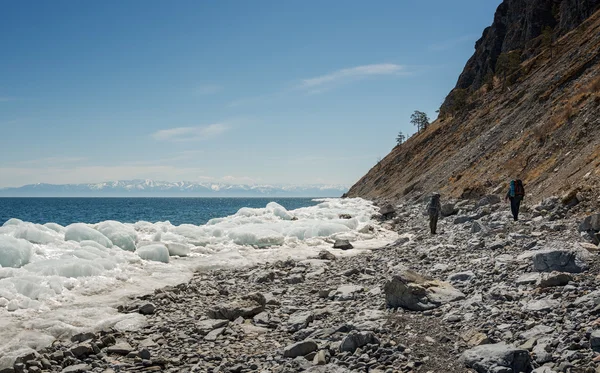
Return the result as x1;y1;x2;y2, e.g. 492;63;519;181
514;179;525;197
428;195;440;214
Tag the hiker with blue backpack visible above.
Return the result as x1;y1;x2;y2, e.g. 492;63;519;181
505;179;525;221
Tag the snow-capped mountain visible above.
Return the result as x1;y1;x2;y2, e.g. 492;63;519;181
0;180;348;197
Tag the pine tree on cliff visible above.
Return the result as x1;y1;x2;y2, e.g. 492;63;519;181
410;111;430;132
396;131;406;145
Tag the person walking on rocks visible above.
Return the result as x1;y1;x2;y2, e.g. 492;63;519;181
505;179;525;221
427;192;442;234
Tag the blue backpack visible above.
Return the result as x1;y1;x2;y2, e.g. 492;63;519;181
510;180;524;197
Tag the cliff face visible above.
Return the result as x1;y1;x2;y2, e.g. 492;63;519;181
448;0;600;96
347;4;600;206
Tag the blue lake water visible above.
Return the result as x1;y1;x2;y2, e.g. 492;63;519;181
0;197;321;226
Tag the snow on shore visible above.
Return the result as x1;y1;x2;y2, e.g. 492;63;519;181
0;198;396;362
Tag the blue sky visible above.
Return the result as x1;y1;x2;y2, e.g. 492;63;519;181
0;0;500;188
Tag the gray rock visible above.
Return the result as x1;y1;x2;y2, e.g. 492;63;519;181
333;239;353;250
447;271;476;283
204;327;225;341
579;213;600;232
313;350;328;365
516;273;540;285
454;215;476;224
317;250;336;261
206;300;264;320
100;335;116;347
532;249;588;273
287;311;314;332
331;285;363;301
441;203;457;217
60;364;91;373
524;299;560;312
537;272;572;288
574;290;600;306
284;274;304;284
339;331;380;353
471;221;490;235
590;330;600;352
138;348;151;360
106;341;133;355
384;268;465;311
69;343;93;358
304;365;350;373
532;343;552;364
283;340;318;358
138;303;156;315
468;238;485;249
196;319;229;335
70;332;95;343
461;343;531;373
379;204;395;218
520;325;554;340
254;270;276;283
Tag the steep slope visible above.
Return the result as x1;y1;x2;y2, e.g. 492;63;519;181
347;4;600;206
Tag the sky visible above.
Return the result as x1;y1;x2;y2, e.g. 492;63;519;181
0;0;501;188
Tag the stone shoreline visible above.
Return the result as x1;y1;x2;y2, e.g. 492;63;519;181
3;196;600;373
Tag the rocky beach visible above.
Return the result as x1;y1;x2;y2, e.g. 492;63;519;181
5;193;600;373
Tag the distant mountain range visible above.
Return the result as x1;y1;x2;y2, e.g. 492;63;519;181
0;180;348;197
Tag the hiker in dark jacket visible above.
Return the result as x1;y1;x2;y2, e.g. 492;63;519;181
427;192;442;234
505;179;525;221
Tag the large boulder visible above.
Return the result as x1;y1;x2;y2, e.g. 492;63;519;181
471;221;490;235
379;204;395;219
579;213;600;232
384;267;465;311
561;189;581;207
333;239;353;250
441;203;458;217
461;343;532;373
531;249;588;273
207;300;264;321
339;331;380;353
537;272;572;288
283;340;318;358
590;330;600;352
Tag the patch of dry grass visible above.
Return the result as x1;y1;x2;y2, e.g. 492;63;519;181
589;75;600;93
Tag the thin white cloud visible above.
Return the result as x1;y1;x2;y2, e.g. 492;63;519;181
152;123;229;142
196;84;223;95
123;151;205;166
299;63;405;92
428;34;478;51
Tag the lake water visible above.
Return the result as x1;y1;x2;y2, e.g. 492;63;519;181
0;197;320;226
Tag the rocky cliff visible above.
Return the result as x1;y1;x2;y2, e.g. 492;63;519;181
347;1;600;207
447;0;600;97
